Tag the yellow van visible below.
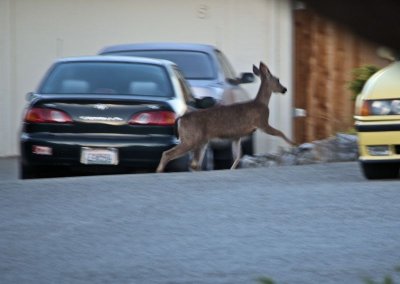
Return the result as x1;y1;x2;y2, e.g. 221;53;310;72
354;61;400;179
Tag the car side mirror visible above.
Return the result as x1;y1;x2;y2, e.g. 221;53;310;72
195;96;217;109
26;92;35;101
239;72;255;84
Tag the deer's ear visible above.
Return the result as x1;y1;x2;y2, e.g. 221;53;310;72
260;61;271;76
253;65;260;76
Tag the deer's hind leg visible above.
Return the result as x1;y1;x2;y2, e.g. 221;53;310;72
156;143;192;173
260;123;296;146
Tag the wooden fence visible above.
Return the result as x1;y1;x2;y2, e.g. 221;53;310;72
293;8;388;143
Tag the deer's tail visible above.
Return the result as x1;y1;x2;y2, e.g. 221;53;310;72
174;116;181;139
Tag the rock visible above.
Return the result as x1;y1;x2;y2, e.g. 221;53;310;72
298;143;315;151
336;133;359;161
278;151;297;166
240;155;278;168
240;134;358;169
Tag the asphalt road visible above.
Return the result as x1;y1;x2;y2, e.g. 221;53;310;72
1;158;400;284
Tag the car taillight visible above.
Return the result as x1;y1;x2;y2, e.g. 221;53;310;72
24;107;73;123
129;111;176;126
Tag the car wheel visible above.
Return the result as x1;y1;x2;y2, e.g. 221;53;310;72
165;154;190;172
213;135;254;170
20;164;40;179
201;146;214;171
360;162;399;180
213;146;233;169
20;162;67;179
242;135;254;156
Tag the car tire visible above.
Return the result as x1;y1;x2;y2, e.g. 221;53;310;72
213;146;233;170
20;161;67;179
165;154;190;172
201;146;214;171
242;134;254;156
20;163;40;179
213;135;254;170
360;162;400;180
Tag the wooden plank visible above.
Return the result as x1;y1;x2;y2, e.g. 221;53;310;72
293;8;387;143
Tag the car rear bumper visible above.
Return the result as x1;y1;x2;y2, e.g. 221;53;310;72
20;132;179;168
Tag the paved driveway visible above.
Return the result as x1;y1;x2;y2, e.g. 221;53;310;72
0;157;18;181
0;159;400;283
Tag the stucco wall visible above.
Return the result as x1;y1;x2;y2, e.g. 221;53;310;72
0;0;293;157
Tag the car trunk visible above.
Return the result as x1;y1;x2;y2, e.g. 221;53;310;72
24;94;175;136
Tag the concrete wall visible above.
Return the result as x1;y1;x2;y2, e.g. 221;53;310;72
0;0;293;157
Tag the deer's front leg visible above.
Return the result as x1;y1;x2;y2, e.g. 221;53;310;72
190;144;207;171
260;124;296;146
230;138;242;170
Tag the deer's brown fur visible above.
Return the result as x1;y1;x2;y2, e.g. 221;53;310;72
156;62;295;173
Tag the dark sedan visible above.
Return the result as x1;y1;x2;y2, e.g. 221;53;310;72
20;56;208;179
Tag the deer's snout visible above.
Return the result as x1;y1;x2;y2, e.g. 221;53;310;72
282;87;287;94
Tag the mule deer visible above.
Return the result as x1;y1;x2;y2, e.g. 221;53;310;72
156;61;295;173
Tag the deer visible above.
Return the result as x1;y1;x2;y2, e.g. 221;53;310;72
156;61;296;173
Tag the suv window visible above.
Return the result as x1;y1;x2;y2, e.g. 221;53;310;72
215;50;237;80
106;50;216;80
39;62;173;97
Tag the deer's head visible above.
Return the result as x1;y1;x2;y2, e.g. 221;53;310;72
253;62;287;94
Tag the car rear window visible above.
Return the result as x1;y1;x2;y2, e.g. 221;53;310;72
104;50;216;80
39;62;173;97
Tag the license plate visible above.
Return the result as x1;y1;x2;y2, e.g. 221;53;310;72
80;147;119;165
